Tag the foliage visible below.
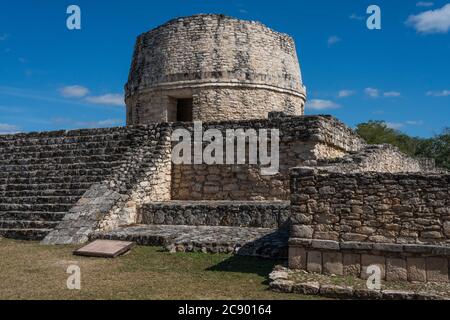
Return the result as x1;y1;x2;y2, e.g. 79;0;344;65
355;121;450;170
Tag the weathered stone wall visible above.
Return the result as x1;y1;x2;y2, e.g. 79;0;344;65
125;14;306;124
42;124;173;244
289;167;450;283
291;168;449;244
138;200;290;229
317;144;438;173
193;87;304;122
171;114;365;201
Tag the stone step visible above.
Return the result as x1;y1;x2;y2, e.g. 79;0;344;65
0;161;123;172
0;168;114;179
0;150;130;161
0;196;81;205
0;175;107;185
0;132;131;147
0;220;59;229
0;228;52;241
0;155;127;166
0;211;66;221
0;189;86;198
0;203;73;212
0;140;132;155
138;200;290;229
0;182;95;192
92;224;288;259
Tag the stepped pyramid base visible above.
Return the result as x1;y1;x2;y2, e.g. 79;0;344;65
92;225;288;259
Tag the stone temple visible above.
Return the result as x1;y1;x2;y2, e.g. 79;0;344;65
1;14;449;284
125;14;306;124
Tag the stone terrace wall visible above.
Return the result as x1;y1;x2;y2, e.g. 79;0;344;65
171;114;366;201
289;167;450;283
138;201;290;229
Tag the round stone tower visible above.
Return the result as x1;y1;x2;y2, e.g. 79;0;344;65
125;14;306;124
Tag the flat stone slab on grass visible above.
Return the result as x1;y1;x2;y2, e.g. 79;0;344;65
74;240;134;258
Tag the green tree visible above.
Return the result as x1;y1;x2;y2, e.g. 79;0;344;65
355;121;421;155
355;121;450;170
416;128;450;170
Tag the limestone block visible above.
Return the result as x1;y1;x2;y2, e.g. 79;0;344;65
307;251;322;274
291;225;313;238
343;253;361;277
386;258;407;282
292;282;320;295
426;257;449;283
444;222;450;238
322;252;343;275
407;257;426;282
288;246;306;270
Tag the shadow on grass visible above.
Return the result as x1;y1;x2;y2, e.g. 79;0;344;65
207;254;284;278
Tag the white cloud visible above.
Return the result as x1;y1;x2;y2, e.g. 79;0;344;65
364;87;380;98
58;86;125;107
364;88;400;98
306;99;340;110
327;35;341;47
406;4;450;33
85;94;125;107
427;90;450;96
338;90;355;98
383;91;401;97
60;85;90;98
416;2;434;7
0;123;20;134
386;122;404;130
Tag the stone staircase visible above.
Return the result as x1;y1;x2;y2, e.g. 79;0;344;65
93;200;290;258
0;128;134;240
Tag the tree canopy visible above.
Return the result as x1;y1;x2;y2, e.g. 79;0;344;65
355;121;450;170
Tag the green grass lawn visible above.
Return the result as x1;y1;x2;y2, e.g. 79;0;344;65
0;238;311;300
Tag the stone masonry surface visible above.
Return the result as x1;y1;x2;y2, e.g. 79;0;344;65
289;167;450;283
125;14;306;124
290;169;450;244
171;113;366;201
269;266;450;300
92;224;288;258
0;114;364;244
42;124;172;244
1;113;432;248
138;200;290;229
0;127;134;240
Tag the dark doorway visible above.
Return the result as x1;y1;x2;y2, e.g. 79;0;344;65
176;98;193;122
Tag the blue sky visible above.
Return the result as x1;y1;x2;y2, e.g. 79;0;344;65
0;1;449;137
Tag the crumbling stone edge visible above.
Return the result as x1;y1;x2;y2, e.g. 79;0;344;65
268;267;448;300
